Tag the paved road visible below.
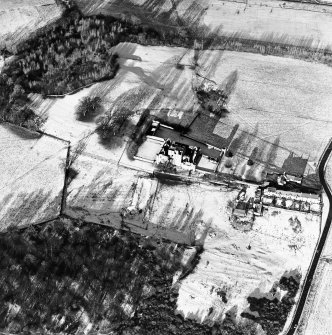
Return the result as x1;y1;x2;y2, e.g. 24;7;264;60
286;139;332;335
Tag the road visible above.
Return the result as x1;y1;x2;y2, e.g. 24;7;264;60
286;139;332;335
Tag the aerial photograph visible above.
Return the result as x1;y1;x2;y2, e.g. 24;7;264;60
0;0;331;334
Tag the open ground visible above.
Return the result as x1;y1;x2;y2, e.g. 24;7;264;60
0;123;68;230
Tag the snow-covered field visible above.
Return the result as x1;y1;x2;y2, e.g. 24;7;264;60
202;50;332;164
201;0;332;49
300;262;332;335
0;123;68;230
65;156;141;221
78;0;332;49
147;182;320;323
0;0;62;49
65;155;194;244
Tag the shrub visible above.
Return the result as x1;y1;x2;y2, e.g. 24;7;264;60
156;161;177;173
96;108;133;140
75;96;102;121
175;63;185;70
247;159;254;166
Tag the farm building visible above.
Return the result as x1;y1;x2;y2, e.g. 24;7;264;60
156;139;200;171
261;187;321;213
253;203;263;216
282;153;308;180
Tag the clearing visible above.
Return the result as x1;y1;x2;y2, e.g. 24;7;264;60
0;123;68;229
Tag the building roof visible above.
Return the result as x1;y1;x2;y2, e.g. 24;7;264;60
160;139;200;165
234;208;247;216
282;153;308;177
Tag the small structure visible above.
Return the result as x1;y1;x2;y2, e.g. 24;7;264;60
149;120;160;136
277;174;287;186
253;203;263;216
254;188;262;203
262;196;273;205
285;173;302;184
156;139;200;171
233;201;247;217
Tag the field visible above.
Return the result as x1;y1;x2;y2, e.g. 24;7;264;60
0;0;62;49
65;156;142;222
0;123;68;229
77;0;332;50
146;181;320;325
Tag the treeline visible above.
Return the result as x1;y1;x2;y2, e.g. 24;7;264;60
0;219;186;334
0;218;262;335
0;7;166;129
5;12;123;97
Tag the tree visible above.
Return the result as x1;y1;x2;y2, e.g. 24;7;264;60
96;108;133;140
75;96;102;121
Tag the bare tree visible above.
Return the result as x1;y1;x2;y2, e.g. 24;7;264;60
75;96;102;121
96;108;133;140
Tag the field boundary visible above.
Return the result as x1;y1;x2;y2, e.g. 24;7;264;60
60;143;71;215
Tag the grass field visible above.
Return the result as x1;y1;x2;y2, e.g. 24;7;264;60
0;123;68;229
0;0;62;49
146;181;320;323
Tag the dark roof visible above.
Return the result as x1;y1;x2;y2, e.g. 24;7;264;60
235;201;247;210
188;114;229;149
282;153;308;177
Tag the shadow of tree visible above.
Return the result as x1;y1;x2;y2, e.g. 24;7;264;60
3;122;41;140
0;189;61;230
